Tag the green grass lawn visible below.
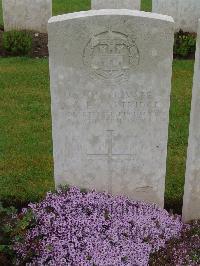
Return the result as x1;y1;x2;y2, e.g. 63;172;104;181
0;58;54;206
166;60;193;211
0;0;152;26
0;58;194;211
0;0;193;213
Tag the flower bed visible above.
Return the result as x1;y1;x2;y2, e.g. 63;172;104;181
14;187;184;265
149;220;200;265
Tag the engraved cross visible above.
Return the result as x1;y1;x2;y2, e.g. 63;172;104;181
87;130;133;161
87;130;134;193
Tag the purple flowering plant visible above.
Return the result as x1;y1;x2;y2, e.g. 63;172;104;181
12;186;185;265
149;220;200;265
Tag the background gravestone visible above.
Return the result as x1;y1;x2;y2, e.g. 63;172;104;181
48;9;174;207
2;0;52;33
152;0;200;33
182;20;200;222
92;0;141;10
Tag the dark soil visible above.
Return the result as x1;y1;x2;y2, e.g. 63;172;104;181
30;31;48;58
0;27;48;58
174;31;197;60
0;253;13;266
174;51;195;60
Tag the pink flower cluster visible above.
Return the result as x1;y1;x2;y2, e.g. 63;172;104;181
14;187;183;265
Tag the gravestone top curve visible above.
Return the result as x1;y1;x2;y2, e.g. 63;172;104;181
48;9;174;24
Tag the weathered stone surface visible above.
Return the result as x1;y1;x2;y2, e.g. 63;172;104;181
182;20;200;222
92;0;140;10
2;0;52;33
152;0;200;33
48;9;174;207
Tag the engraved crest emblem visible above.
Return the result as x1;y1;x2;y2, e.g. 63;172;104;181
83;29;139;80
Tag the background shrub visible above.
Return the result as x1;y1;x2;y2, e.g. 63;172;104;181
2;30;32;56
174;31;196;58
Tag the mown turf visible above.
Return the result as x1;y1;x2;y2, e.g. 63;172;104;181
52;0;90;16
165;60;194;212
0;58;194;210
0;58;54;206
0;0;194;213
141;0;152;12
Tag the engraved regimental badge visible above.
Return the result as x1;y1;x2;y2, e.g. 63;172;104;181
83;29;139;81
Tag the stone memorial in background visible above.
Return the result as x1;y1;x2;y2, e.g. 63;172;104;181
2;0;52;33
152;0;200;33
92;0;141;10
48;9;174;207
182;20;200;222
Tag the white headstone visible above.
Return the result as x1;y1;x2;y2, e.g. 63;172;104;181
92;0;140;10
152;0;200;33
48;10;174;207
182;20;200;222
2;0;52;33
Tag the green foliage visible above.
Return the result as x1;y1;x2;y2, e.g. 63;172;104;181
190;249;200;263
0;202;35;265
2;30;32;56
174;31;196;58
0;202;17;264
